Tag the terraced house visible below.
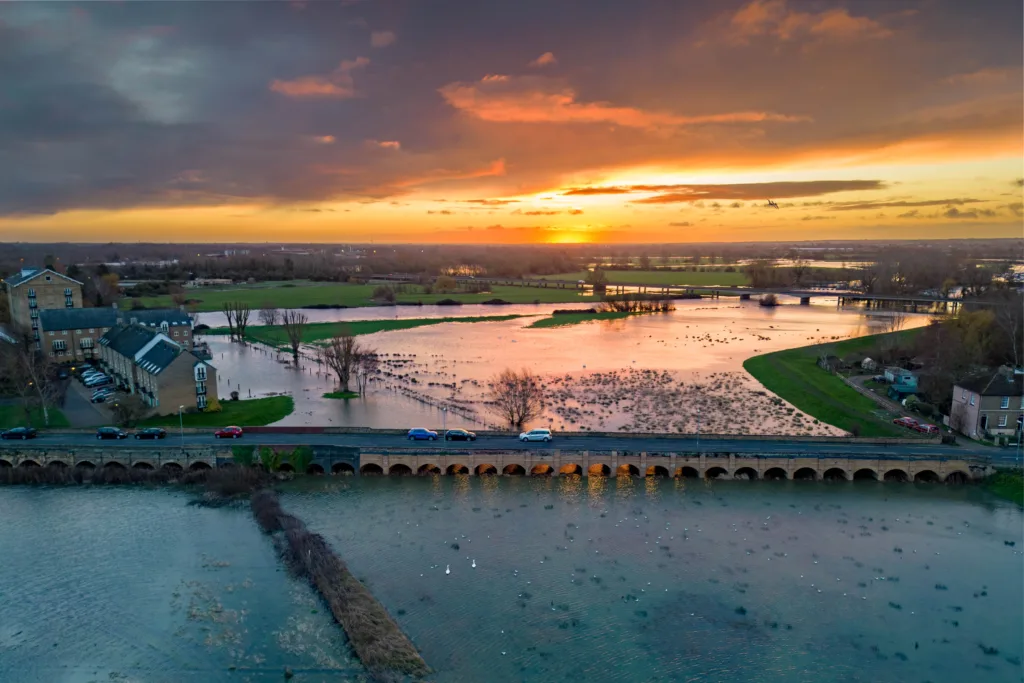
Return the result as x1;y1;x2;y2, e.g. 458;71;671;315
98;324;217;414
950;368;1024;440
38;306;194;362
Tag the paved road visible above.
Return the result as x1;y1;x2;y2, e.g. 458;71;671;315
2;431;1018;463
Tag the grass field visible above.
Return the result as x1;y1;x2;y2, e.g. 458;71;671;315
984;470;1024;506
209;314;528;345
137;395;294;428
323;391;360;399
743;330;921;438
528;311;635;328
138;282;601;312
0;404;70;430
538;270;750;286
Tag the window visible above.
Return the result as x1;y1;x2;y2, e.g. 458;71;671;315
89;328;95;333
44;275;51;281
30;310;38;319
28;300;37;310
52;340;66;352
80;338;93;349
64;288;72;296
196;382;206;395
160;322;169;333
1001;396;1010;409
48;331;54;337
173;331;179;337
998;415;1008;427
27;288;35;297
969;394;976;406
62;330;67;336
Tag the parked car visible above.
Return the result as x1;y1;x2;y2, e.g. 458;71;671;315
1;427;37;440
914;423;939;434
407;428;438;441
214;426;244;439
90;390;115;404
871;375;887;383
445;429;477;441
892;416;919;429
96;426;128;440
84;376;111;388
80;369;105;380
519;428;553;442
135;427;167;440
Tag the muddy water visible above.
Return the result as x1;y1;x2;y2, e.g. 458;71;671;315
2;481;1019;683
204;299;929;431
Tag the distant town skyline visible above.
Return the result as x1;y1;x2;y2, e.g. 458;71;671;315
1;0;1021;243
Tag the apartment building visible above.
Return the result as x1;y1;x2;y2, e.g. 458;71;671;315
3;267;83;345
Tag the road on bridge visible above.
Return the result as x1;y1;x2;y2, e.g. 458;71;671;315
2;431;1016;464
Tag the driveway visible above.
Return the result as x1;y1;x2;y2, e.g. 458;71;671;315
63;379;110;428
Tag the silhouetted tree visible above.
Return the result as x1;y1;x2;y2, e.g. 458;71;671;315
487;368;545;431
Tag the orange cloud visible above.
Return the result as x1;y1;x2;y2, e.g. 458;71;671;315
270;57;369;98
439;76;810;129
529;52;557;67
564;180;885;202
371;30;395;48
730;0;891;43
367;139;401;150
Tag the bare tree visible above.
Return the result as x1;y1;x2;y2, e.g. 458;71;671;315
110;395;147;428
280;310;308;364
222;301;251;341
221;302;236;340
258;302;279;327
487;368;545;431
790;258;809;286
354;352;379;394
880;310;908;357
319;331;363;393
0;333;59;426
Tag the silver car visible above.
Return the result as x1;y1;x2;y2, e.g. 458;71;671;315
519;428;552;442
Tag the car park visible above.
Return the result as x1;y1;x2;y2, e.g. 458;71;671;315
135;427;167;440
1;427;37;440
519;428;553;442
96;427;129;440
214;426;244;439
407;428;438;441
444;429;476;441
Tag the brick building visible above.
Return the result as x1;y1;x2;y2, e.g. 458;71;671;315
39;306;194;362
950;369;1024;439
3;267;84;347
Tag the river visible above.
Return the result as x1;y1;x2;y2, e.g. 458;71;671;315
201;298;930;432
1;480;1020;682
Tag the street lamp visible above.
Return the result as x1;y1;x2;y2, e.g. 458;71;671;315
442;407;448;435
178;405;185;449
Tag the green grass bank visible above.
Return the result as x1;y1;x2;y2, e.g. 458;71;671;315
528;311;636;328
743;330;921;438
138;395;294;428
983;470;1023;506
0;405;70;430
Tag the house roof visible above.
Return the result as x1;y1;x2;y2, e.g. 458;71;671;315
39;308;118;331
137;340;181;375
4;267;83;288
125;308;192;327
100;325;157;358
956;370;1024;397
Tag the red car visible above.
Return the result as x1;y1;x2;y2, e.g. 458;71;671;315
914;423;939;434
214;426;244;439
892;416;919;430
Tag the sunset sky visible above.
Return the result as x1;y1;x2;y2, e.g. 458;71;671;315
1;0;1021;244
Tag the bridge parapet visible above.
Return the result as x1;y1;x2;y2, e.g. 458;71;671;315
0;445;225;471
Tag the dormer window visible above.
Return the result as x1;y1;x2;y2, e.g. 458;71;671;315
160;321;169;333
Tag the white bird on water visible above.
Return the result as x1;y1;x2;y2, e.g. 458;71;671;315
445;565;451;575
472;559;477;568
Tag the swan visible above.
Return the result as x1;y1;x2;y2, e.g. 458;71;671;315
471;559;477;568
445;565;451;575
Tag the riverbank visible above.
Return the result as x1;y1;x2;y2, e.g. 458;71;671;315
138;281;600;312
138;395;294;428
984;469;1024;506
528;311;633;328
209;313;528;345
0;404;69;430
743;330;922;437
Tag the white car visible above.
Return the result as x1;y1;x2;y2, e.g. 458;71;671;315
519;428;552;442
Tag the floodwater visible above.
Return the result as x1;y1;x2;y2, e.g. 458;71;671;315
204;298;930;432
2;481;1020;683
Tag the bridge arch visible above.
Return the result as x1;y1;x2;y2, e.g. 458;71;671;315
131;462;154;470
530;464;553;476
389;464;413;476
588;463;610;477
559;463;582;476
883;469;908;482
677;466;699;479
188;461;211;472
418;463;441;475
0;459;12;469
646;465;670;478
734;467;758;481
853;468;877;481
763;467;787;480
277;462;295;473
617;464;639;477
944;470;969;484
704;466;728;480
793;467;817;481
503;464;526;476
306;463;325;475
823;468;847;481
360;463;384;475
161;462;183;473
446;463;469;475
331;462;355;475
47;460;68;469
18;459;40;468
913;470;940;483
103;461;126;470
475;464;497;476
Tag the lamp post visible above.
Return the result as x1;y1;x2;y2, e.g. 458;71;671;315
178;405;185;449
442;407;448;435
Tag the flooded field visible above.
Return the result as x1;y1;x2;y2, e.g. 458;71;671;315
2;480;1019;683
203;298;930;432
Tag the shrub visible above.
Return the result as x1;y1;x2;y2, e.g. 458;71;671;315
230;390;240;401
203;398;223;413
289;446;314;472
232;445;256;466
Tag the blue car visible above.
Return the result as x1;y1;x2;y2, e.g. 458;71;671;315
407;428;438;441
